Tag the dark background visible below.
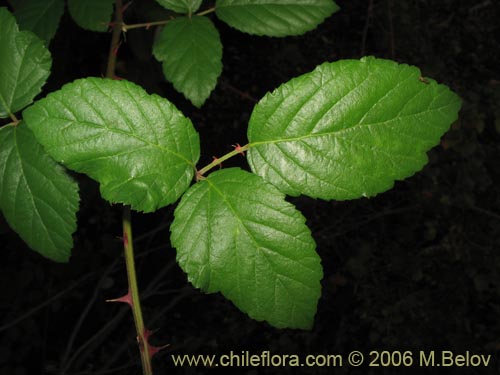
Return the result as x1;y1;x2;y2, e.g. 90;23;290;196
1;0;499;374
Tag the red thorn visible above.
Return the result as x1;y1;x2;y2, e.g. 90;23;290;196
145;23;152;30
106;289;133;307
123;231;129;247
212;156;222;169
122;1;133;13
232;143;245;156
113;42;122;56
148;343;170;359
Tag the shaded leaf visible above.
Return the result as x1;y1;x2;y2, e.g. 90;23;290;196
14;0;64;43
247;57;462;200
153;16;222;108
23;78;200;212
215;0;339;37
0;7;51;118
68;0;114;32
0;124;79;262
171;168;322;329
155;0;203;14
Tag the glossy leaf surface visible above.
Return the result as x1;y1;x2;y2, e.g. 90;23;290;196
0;7;51;118
215;0;339;37
153;16;222;108
247;57;462;200
23;78;200;212
0;124;79;262
171;168;322;329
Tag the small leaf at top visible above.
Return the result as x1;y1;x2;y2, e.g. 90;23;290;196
0;124;79;262
171;168;322;329
68;0;114;32
153;16;222;108
23;78;200;213
215;0;339;37
13;0;65;43
0;7;51;119
155;0;203;14
247;57;462;200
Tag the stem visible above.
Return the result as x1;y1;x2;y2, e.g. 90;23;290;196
123;6;216;31
196;144;250;179
106;2;154;374
124;19;171;31
106;0;123;79
196;6;216;16
123;208;153;375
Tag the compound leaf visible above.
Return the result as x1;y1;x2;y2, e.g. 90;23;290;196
247;57;462;200
68;0;114;32
0;124;79;262
171;168;322;329
0;7;51;119
215;0;339;37
13;0;64;43
153;16;222;108
155;0;203;14
23;78;200;213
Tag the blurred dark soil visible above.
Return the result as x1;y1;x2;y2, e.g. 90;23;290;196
1;0;500;374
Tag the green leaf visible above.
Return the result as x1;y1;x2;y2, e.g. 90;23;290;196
153;16;222;108
0;124;79;262
247;57;462;200
23;78;200;213
215;0;339;37
0;7;51;119
155;0;203;14
171;168;322;329
68;0;114;32
13;0;65;43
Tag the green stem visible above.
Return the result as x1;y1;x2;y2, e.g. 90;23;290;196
122;208;153;375
106;2;154;374
196;6;216;16
196;144;250;179
123;19;171;31
122;6;216;31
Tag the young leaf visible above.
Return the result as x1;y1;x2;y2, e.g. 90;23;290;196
0;7;51;119
247;57;462;200
153;16;222;108
0;124;79;262
155;0;203;14
23;78;200;213
13;0;65;43
171;168;322;329
215;0;339;37
68;0;114;32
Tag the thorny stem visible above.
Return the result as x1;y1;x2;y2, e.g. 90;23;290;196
106;1;154;374
122;208;153;375
122;6;216;31
196;144;250;180
106;0;123;79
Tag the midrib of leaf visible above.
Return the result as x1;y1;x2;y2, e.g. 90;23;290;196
2;38;30;117
249;100;456;147
44;97;195;167
12;127;57;250
204;179;317;275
